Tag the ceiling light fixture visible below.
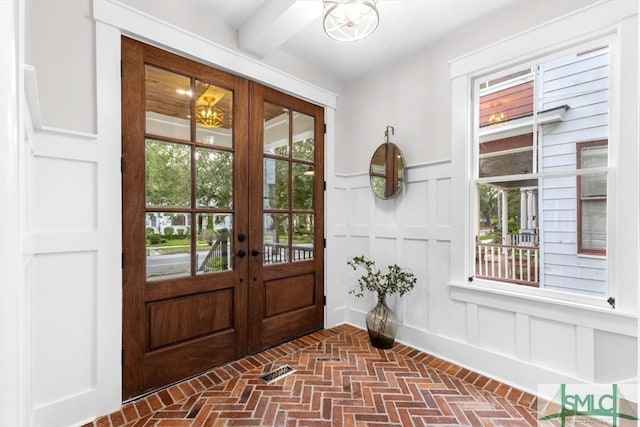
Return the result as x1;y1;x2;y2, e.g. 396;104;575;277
322;0;379;42
196;96;224;128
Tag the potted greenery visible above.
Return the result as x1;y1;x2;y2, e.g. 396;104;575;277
347;255;417;349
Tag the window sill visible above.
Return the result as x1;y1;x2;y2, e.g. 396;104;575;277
448;281;637;337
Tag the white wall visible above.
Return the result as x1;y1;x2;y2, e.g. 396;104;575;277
1;2;32;426
334;0;638;397
16;0;639;425
22;0;341;425
335;0;603;172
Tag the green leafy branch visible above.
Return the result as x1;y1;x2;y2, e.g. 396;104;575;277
347;255;417;299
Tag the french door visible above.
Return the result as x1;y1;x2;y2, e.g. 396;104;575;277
121;37;324;400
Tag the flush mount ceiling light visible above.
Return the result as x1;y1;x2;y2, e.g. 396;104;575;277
322;0;379;42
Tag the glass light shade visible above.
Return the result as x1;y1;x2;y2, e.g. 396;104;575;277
323;0;379;42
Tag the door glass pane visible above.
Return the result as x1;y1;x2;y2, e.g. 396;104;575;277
264;102;289;156
146;213;191;281
145;65;191;140
196;147;233;209
292;162;314;210
292;112;314;162
264;158;289;209
293;213;314;261
195;81;233;147
146;139;191;208
196;213;233;274
263;213;289;264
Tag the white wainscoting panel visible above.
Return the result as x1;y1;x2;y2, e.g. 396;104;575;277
529;317;578;376
403;239;429;327
402;180;428;227
593;330;638;383
333;158;637;395
478;306;516;358
32;251;97;405
32;156;97;233
28;124;119;427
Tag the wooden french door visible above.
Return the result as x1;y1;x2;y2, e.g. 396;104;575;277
121;37;324;400
247;84;325;353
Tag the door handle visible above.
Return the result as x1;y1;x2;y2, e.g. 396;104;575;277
236;250;247;258
251;249;264;257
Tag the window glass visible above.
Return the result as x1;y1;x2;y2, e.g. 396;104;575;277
145;139;191;208
196;147;233;209
578;142;608;254
264;103;289;156
194;80;233;147
146;213;191;281
473;46;609;296
196;213;233;274
145;66;191;140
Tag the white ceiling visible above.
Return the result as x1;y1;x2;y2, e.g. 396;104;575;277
195;0;520;81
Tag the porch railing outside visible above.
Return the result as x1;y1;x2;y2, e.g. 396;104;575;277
506;231;539;247
198;229;230;273
475;242;539;287
262;243;313;264
197;234;314;271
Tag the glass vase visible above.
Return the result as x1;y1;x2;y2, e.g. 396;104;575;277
365;294;398;349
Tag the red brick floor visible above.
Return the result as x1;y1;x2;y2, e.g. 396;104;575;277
85;324;543;426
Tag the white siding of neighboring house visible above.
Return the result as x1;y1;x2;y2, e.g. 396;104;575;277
538;47;609;297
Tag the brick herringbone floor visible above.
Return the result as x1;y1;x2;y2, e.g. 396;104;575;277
87;324;542;426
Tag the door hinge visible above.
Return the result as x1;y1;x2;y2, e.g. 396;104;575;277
323;295;326;306
323;181;326;191
120;61;123;77
121;349;124;367
607;297;615;309
323;123;326;134
121;156;125;173
121;252;125;268
323;238;326;248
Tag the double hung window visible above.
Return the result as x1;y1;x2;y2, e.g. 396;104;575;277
472;44;611;299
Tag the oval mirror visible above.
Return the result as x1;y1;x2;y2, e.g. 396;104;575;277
369;142;406;199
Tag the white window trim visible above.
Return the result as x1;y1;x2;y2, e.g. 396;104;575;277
449;1;639;314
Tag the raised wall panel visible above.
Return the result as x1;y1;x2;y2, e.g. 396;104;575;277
436;178;452;227
375;200;397;226
32;251;97;407
350;235;369;256
403;180;428;226
403;239;429;328
478;306;516;357
372;237;397;268
428;240;451;335
350;186;371;227
333;186;349;225
530;316;576;376
32;156;97;232
594;330;638;383
346;236;373;314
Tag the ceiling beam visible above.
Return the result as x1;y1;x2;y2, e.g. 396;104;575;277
238;0;322;59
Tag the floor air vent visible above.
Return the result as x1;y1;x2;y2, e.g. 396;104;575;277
260;365;295;384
